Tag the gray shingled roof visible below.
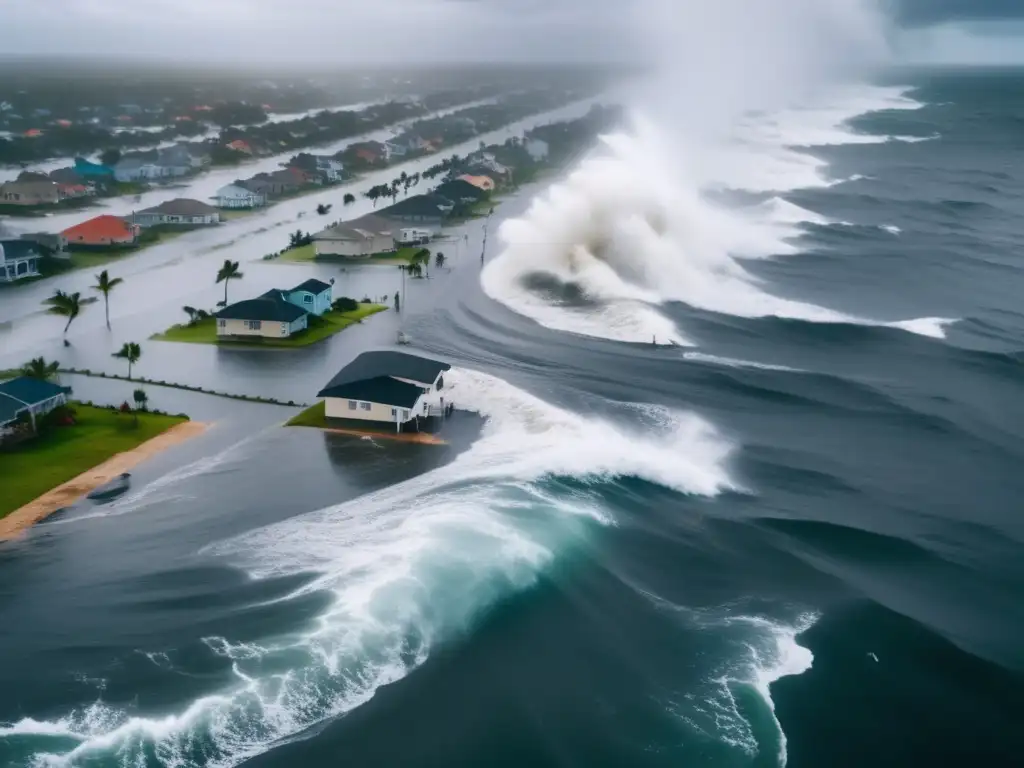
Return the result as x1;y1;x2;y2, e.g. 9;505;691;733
318;351;450;395
215;291;307;322
136;198;219;216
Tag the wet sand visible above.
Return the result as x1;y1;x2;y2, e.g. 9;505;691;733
0;421;209;541
321;427;447;445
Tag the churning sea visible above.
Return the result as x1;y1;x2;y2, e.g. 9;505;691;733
1;65;1023;767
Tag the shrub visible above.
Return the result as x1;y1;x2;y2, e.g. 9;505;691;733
332;297;359;312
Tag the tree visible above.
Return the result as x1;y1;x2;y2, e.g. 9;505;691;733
343;193;356;205
435;251;445;270
407;262;423;278
215;259;243;305
390;180;400;201
21;357;59;381
365;186;382;208
394;291;400;312
182;305;199;325
99;148;121;167
131;388;148;426
316;203;332;215
92;269;124;329
113;342;142;380
44;290;83;338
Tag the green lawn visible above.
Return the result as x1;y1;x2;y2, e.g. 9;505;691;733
0;404;187;519
151;304;387;347
286;401;327;427
271;245;420;265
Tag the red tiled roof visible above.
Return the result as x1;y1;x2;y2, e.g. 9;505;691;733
62;215;137;243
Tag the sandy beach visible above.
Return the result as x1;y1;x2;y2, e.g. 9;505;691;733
0;421;209;541
321;426;447;445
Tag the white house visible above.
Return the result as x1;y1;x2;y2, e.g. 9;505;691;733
213;184;266;209
214;290;309;339
114;159;172;183
526;139;550;161
133;198;221;227
0;239;42;283
313;214;395;258
317;351;452;433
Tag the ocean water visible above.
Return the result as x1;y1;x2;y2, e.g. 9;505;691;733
2;65;1024;767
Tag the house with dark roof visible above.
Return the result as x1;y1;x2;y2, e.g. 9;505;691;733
376;193;454;232
214;290;310;339
133;198;221;227
213;278;334;338
317;351;452;432
434;178;488;204
0;239;43;283
0;376;70;435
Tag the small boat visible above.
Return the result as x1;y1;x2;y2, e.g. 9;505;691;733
87;472;131;501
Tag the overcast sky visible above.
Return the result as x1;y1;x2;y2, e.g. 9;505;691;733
0;0;1022;64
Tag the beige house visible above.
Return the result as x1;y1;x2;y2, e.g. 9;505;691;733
214;290;309;339
313;214;396;258
0;179;60;206
317;351;452;433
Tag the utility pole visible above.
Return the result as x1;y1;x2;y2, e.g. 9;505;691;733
480;208;493;265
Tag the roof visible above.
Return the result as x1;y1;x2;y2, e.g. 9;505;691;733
318;375;423;409
377;194;453;220
318;351;450;396
290;278;332;295
214;291;307;322
62;215;136;240
435;179;487;200
0;239;41;262
0;376;68;406
137;198;219;216
0;393;22;425
315;213;395;242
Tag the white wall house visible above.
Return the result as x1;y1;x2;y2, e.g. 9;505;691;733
313;214;395;257
133;198;221;227
214;291;309;338
213;184;266;209
317;351;452;433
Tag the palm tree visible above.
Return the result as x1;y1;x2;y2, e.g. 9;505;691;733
215;259;243;306
44;290;83;339
343;193;356;206
113;342;142;380
133;388;148;413
92;269;124;329
20;357;59;380
365;187;381;208
182;305;198;325
435;251;445;270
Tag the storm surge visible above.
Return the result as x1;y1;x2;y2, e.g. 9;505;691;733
482;1;954;346
2;369;743;767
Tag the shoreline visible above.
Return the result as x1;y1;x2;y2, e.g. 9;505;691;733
317;426;446;444
0;421;209;541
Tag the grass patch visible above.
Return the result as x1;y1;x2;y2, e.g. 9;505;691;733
0;404;187;519
151;304;387;347
286;401;327;427
275;243;316;263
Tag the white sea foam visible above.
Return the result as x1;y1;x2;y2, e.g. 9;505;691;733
5;368;735;767
483;82;955;345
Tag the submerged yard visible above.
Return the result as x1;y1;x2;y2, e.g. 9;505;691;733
150;304;387;347
0;404;187;519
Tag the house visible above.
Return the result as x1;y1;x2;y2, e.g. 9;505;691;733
49;167;87;185
213;183;265;209
0;239;43;282
114;158;170;182
133;198;221;227
62;215;140;248
434;178;488;204
0;178;60;206
155;146;195;176
290;154;344;183
214;290;309;339
0;377;70;436
526;138;550;161
57;182;92;199
376;193;454;232
73;157;115;180
347;140;390;164
316;351;452;433
458;174;496;192
226;139;254;155
19;232;68;255
313;214;396;258
283;278;333;316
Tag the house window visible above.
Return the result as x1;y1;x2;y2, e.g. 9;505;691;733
217;319;225;327
360;402;371;411
348;400;357;410
303;294;312;303
245;320;262;330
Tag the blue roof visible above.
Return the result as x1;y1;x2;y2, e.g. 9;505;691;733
0;376;69;406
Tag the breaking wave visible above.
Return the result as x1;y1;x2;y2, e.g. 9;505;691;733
1;368;736;767
482;85;955;345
